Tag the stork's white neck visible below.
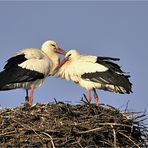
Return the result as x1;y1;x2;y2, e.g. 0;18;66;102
48;53;60;75
41;46;60;75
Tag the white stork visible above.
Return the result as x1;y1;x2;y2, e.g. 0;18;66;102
0;40;66;106
55;49;132;105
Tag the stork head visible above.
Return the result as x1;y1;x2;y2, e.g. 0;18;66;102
41;40;66;55
54;49;80;74
65;49;80;60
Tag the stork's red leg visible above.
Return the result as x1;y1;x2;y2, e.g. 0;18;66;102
29;86;35;106
87;90;92;104
93;88;99;105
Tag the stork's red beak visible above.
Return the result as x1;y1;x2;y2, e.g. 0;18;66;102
55;48;67;55
53;57;69;75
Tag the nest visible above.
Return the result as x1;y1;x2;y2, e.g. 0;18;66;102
0;100;148;147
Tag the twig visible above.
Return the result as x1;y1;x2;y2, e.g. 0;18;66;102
97;123;133;128
42;132;55;148
78;127;105;134
106;104;119;111
11;118;44;145
80;94;90;104
118;131;140;148
123;111;143;115
99;140;112;147
111;125;117;148
0;131;16;136
54;98;58;104
125;100;130;112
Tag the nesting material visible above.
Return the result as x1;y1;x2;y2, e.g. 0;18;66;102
0;101;147;147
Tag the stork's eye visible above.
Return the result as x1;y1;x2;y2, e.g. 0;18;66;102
66;53;72;58
68;54;71;57
51;44;56;47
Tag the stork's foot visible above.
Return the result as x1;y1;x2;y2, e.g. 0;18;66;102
94;96;99;106
93;88;99;106
24;102;31;107
25;96;31;107
29;96;33;106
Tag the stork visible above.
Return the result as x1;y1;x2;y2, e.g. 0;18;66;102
55;49;132;105
0;40;66;106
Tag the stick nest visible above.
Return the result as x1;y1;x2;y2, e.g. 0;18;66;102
0;101;148;147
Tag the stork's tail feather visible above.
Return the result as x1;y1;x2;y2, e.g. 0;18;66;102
0;86;14;91
100;81;132;94
0;84;20;91
0;71;19;91
0;72;7;90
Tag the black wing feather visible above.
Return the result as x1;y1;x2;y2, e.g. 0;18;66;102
0;66;44;86
97;57;123;73
97;56;120;61
82;70;132;92
0;54;44;89
81;56;132;93
4;54;27;69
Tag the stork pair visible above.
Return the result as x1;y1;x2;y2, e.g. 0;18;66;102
0;40;132;106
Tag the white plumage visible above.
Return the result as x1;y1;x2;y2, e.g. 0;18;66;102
18;49;51;76
0;40;66;106
56;49;132;104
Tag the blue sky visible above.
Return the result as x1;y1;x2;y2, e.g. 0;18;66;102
0;1;148;124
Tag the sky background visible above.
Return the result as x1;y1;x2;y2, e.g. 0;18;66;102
0;1;148;125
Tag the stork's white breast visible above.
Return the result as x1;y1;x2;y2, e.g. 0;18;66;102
57;55;108;82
